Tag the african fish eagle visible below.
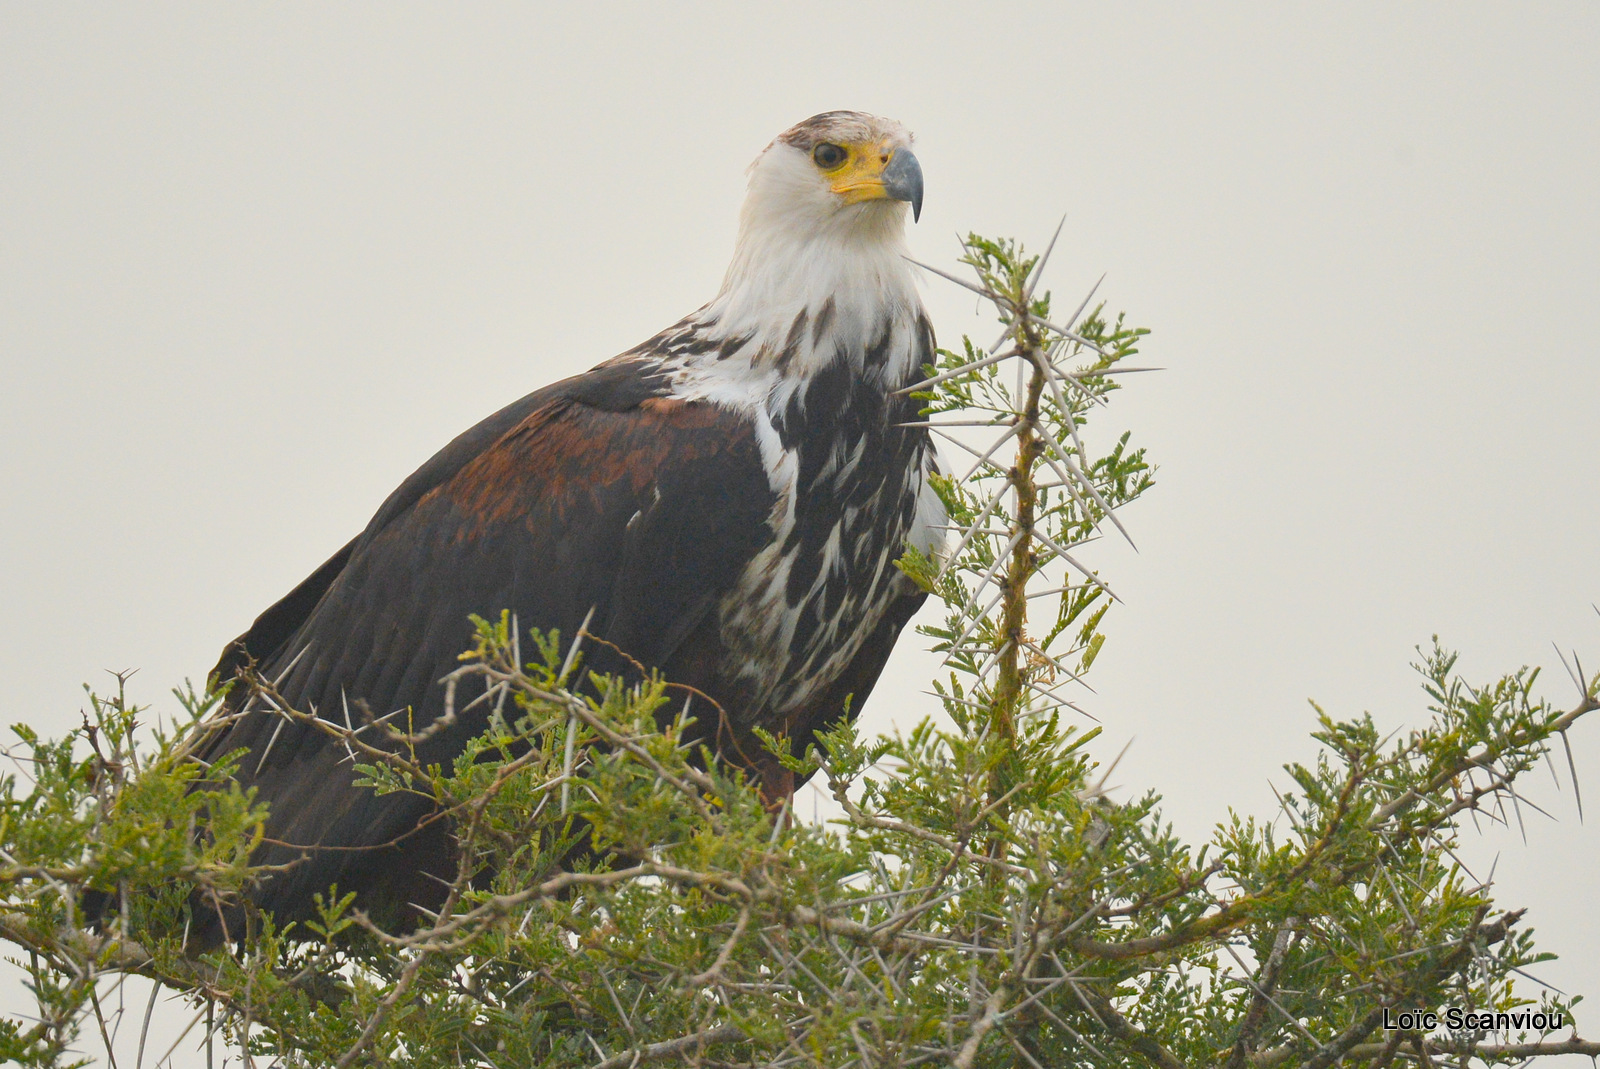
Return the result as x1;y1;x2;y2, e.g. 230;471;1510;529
197;111;944;933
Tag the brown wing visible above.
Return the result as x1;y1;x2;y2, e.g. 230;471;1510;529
196;361;775;933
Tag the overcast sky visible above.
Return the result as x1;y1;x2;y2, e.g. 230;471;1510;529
3;4;1597;1065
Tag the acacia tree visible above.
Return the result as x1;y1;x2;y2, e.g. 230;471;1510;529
0;232;1595;1068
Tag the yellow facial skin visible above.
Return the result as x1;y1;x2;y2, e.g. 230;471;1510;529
820;141;900;204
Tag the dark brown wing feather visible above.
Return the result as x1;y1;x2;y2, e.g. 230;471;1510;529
196;360;776;932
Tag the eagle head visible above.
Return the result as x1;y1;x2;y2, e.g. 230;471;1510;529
711;111;928;371
742;111;923;239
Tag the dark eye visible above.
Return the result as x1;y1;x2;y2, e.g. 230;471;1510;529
812;142;847;169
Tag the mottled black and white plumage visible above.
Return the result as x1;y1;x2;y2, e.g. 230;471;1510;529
198;111;944;932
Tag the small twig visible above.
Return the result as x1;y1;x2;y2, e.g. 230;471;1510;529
587;1024;749;1069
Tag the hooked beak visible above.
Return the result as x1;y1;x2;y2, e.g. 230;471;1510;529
882;148;924;223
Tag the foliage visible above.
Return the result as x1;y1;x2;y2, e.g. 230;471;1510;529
1;234;1596;1068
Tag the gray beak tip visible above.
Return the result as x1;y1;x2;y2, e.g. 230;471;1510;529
883;149;925;225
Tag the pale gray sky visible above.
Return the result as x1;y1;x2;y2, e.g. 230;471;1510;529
3;4;1597;1065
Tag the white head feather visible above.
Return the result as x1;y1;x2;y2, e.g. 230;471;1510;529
699;112;925;382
